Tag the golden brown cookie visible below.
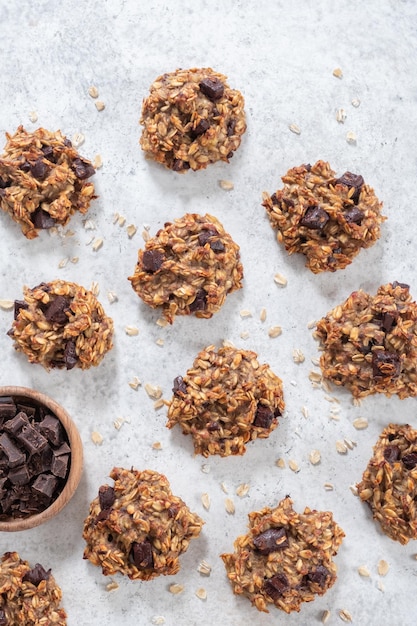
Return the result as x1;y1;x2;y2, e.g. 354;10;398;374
315;282;417;398
139;67;246;171
221;497;344;613
0;126;96;238
82;467;203;580
262;160;385;273
8;280;114;370
128;213;243;323
0;551;66;625
357;423;417;544
167;344;285;456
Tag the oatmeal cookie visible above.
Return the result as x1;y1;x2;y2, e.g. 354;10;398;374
262;160;385;273
139;67;246;171
167;344;285;457
0;551;66;625
128;213;243;323
221;497;344;614
315;282;417;398
357;423;417;544
0;125;96;238
8;279;114;370
82;467;203;580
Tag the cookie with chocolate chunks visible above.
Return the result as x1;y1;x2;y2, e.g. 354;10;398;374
262;160;385;273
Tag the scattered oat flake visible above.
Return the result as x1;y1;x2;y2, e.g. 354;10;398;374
114;416;129;430
239;309;252;318
346;131;357;145
333;67;343;78
92;237;104;251
321;610;331;624
377;580;385;592
201;463;210;474
113;213;120;224
289;123;301;135
145;383;162;399
309;450;321;465
344;438;356;450
151;617;166;625
225;498;235;514
142;229;151;242
195;588;207;600
70;257;79;264
118;215;126;227
0;300;14;310
358;565;370;577
58;257;69;269
222;339;235;348
106;581;119;592
268;326;282;338
29;111;38;123
293;349;305;363
351;97;361;107
324;482;334;491
156;317;168;327
336;108;347;123
201;493;210;510
155;338;164;347
353;417;368;430
126;224;137;238
288;460;300;473
169;584;184;595
88;85;99;98
107;290;118;304
219;179;234;191
72;132;85;148
84;218;96;230
125;325;139;336
307;319;317;329
197;560;212;576
152;441;162;450
350;485;358;496
128;376;141;390
91;431;103;445
236;483;250;497
90;281;100;296
260;307;267;322
377;560;389;576
309;370;322;383
154;399;165;410
240;331;249;340
220;482;229;494
95;100;105;111
353;397;362;407
93;154;103;169
276;458;286;468
336;440;348;454
301;406;309;418
274;272;287;286
339;609;352;622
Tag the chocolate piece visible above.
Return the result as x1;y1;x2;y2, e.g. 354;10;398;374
0;396;17;418
336;171;364;202
31;207;56;229
402;452;417;470
307;564;330;587
16;423;48;454
189;289;207;312
172;376;187;396
8;465;31;485
63;339;78;370
198;228;219;247
0;609;6;626
43;295;71;324
253;405;274;429
300;205;330;230
209;239;225;253
99;485;115;510
253;527;288;554
22;563;51;586
227;118;236;136
51;453;69;478
30;158;49;180
72;157;95;180
191;119;210;137
53;442;71;456
381;311;398;333
392;281;409;290
39;414;63;446
264;572;290;599
199;77;224;101
344;206;365;224
32;473;58;499
372;350;401;378
130;540;154;570
384;445;401;463
41;145;55;162
0;433;25;468
14;299;28;319
142;250;164;272
172;158;189;171
29;447;53;475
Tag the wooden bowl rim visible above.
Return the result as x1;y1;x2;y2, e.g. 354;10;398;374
0;386;83;532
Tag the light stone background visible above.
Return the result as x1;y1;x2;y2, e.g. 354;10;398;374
1;1;417;624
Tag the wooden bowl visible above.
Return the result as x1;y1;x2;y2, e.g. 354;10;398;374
0;386;83;532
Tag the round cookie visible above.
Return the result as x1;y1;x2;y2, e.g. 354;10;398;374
315;282;417;398
0;551;66;625
8;279;114;370
262;160;385;273
0;125;96;238
82;467;203;580
128;213;243;323
139;67;246;171
167;344;285;456
357;423;417;544
221;497;345;614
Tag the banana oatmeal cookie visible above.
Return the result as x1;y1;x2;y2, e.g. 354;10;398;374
357;423;417;544
315;282;417;398
82;467;203;580
262;160;385;273
0;125;96;238
221;497;344;614
167;344;285;456
0;551;66;625
8;279;114;370
139;67;246;171
128;213;243;323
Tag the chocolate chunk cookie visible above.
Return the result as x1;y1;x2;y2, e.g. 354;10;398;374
8;280;114;370
167;344;285;456
128;213;243;323
139;67;246;171
82;467;203;580
0;551;66;624
357;424;417;544
0;126;96;238
262;160;385;273
315;282;417;398
221;497;344;613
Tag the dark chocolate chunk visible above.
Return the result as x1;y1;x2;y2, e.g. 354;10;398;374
167;503;180;519
335;171;364;202
20;160;31;172
53;442;71;456
43;295;71;324
209;239;225;253
264;572;290;600
64;138;72;148
172;376;187;396
307;564;330;587
253;527;289;554
32;208;56;229
22;563;51;586
402;452;417;470
41;145;55;162
63;340;78;370
372;350;401;379
392;281;409;290
99;485;116;511
300;205;330;230
0;433;25;468
14;300;28;319
344;206;365;224
384;445;401;463
32;473;58;499
0;396;17;418
30;158;49;180
16;423;48;454
0;177;10;189
199;77;224;101
72;158;95;180
207;421;220;431
4;412;29;435
172;158;190;171
95;508;111;523
253;405;274;429
142;250;164;273
198;227;219;247
189;289;207;312
191;118;210;137
130;540;154;570
51;453;69;478
8;465;31;485
381;311;398;332
303;163;312;172
29;447;53;476
39;414;63;446
227;118;236;136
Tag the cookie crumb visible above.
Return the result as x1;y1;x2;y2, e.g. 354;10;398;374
152;441;162;450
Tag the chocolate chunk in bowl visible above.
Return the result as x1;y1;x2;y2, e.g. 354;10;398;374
0;386;83;532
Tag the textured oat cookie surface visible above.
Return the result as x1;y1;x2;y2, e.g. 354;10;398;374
0;126;96;238
128;213;243;323
8;279;114;370
0;551;66;625
262;160;385;273
167;344;285;457
82;467;203;580
221;497;344;614
315;282;417;398
357;423;417;544
139;67;246;171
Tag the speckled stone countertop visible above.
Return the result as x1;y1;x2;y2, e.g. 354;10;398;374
1;1;417;625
